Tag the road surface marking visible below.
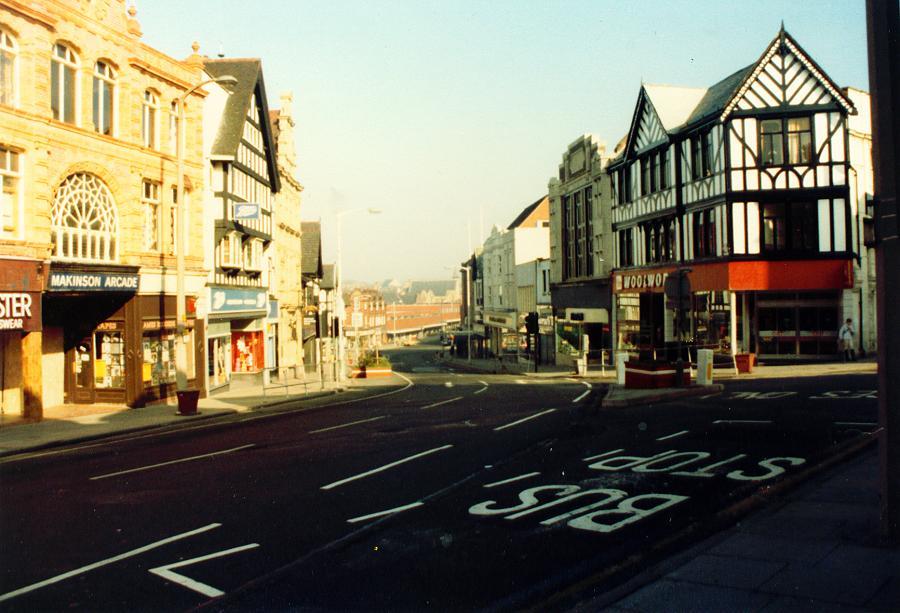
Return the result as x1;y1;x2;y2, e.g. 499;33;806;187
656;430;689;441
1;375;417;465
149;543;259;598
582;381;592;388
444;382;454;388
321;444;454;490
473;387;487;395
309;415;386;434
516;379;527;385
478;380;489;387
483;472;541;488
573;390;591;403
347;501;424;524
567;378;580;383
494;408;557;432
834;421;878;427
582;449;625;462
0;523;221;603
422;396;463;410
89;445;255;481
712;419;773;425
699;394;718;400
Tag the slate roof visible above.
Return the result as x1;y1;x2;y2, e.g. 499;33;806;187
300;221;323;278
679;65;754;129
203;58;281;192
507;195;548;230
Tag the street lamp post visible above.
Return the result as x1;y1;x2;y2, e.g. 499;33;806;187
175;74;237;414
335;207;381;383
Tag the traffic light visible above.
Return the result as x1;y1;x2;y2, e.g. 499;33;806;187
525;312;539;335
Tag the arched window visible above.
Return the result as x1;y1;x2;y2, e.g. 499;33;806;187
51;173;117;262
0;29;17;106
51;43;78;123
92;61;115;135
142;90;158;148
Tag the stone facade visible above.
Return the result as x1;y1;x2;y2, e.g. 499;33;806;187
0;0;206;415
269;92;304;374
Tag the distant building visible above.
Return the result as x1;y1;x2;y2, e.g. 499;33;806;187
269;92;305;376
547;134;614;367
344;288;386;364
482;195;550;356
300;221;324;370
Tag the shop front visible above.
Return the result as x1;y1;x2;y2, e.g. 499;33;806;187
483;311;517;357
43;264;203;407
207;286;268;390
0;259;45;418
611;258;853;360
550;279;611;366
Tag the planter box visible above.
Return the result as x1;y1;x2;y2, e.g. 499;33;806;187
625;360;691;389
735;353;755;374
349;368;366;379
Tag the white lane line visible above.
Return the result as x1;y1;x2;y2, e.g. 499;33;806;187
473;387;487;395
834;421;878;427
444;381;454;388
346;501;424;524
581;381;592;389
712;419;773;425
699;394;719;399
573;390;591;403
494;408;557;432
321;444;454;490
656;430;690;441
567;378;580;383
478;380;489;387
582;448;625;462
483;472;541;489
0;523;221;603
422;396;463;410
89;445;255;481
148;543;259;597
309;415;386;434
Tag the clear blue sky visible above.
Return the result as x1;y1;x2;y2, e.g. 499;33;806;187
138;0;869;282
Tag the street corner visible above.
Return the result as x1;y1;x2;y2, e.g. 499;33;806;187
601;384;725;408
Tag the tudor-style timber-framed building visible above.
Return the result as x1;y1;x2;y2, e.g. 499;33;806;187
547;134;614;367
607;27;875;361
201;57;281;391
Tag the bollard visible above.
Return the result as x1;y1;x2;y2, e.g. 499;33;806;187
697;349;714;386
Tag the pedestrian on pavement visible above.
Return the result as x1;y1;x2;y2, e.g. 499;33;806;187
838;317;856;361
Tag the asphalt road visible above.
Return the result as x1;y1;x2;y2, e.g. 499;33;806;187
0;343;877;611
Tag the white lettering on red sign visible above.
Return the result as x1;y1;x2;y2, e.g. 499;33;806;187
0;293;32;319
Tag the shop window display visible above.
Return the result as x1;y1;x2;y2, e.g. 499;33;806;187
142;329;195;386
94;331;125;388
208;336;231;387
232;330;263;373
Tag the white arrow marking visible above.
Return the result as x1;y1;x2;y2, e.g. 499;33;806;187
444;381;454;388
0;524;221;603
573;390;591;403
149;543;260;598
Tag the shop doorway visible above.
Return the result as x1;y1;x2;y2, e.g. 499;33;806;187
69;336;95;403
638;293;665;356
756;292;840;358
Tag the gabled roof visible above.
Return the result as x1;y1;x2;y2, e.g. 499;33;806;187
719;27;855;121
203;58;281;193
623;85;705;159
300;221;323;278
507;195;549;230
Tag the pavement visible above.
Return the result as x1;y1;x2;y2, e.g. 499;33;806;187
591;446;899;612
0;373;358;457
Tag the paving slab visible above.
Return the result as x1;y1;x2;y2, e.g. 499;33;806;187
759;563;888;606
614;578;774;612
665;553;785;590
